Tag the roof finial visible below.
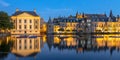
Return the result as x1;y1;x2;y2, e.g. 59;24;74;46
16;8;19;12
34;9;36;12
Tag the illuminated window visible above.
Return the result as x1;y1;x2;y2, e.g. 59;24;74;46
30;25;32;29
19;25;21;29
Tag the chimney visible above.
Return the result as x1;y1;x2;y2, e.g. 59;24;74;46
34;9;36;12
16;8;19;12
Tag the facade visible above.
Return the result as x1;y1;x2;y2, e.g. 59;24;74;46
47;16;82;33
47;10;120;34
11;9;40;35
77;11;120;33
40;18;47;34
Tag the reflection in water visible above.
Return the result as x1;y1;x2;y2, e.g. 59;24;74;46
47;34;120;55
0;36;13;60
1;34;120;60
11;36;41;59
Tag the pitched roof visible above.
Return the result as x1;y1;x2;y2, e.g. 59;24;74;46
12;11;39;16
84;14;107;18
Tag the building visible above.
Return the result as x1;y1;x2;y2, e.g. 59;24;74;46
76;12;108;33
77;10;120;33
47;18;54;34
47;16;82;34
40;18;47;34
11;9;40;35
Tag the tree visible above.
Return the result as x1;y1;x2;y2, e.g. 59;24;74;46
0;11;13;33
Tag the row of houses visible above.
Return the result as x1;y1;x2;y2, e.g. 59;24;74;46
10;9;120;35
47;10;120;34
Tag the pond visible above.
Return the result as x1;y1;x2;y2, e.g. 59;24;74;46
0;34;120;60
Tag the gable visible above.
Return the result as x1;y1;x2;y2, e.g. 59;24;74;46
17;12;35;17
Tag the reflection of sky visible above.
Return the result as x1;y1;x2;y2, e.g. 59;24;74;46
1;0;120;21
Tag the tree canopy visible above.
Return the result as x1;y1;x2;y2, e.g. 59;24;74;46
0;11;13;31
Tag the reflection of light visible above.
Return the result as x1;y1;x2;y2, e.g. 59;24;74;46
64;37;77;46
11;36;41;57
54;37;60;44
96;34;120;48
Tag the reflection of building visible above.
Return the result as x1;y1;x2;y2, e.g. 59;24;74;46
12;37;41;57
96;34;120;48
11;9;40;35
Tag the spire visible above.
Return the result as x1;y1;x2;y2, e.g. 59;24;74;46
109;10;113;17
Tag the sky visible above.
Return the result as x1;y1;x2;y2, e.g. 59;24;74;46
0;0;120;21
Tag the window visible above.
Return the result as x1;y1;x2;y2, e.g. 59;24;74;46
87;20;91;22
24;25;26;29
19;19;21;23
35;26;37;29
19;25;21;29
30;25;32;29
24;40;26;44
30;45;32;49
30;20;32;23
24;19;26;23
35;21;38;23
30;39;32;43
13;20;15;23
19;40;21;44
19;46;21;50
24;46;27;49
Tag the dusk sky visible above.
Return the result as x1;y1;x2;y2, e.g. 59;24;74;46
0;0;120;21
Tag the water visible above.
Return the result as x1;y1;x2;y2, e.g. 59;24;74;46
1;34;120;60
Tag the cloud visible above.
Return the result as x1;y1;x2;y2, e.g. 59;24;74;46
0;0;10;7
